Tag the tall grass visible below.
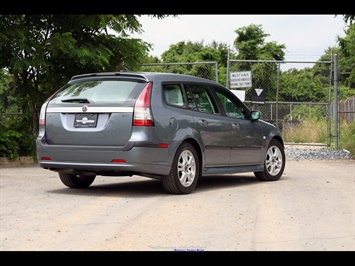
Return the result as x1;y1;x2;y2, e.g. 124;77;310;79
283;118;328;144
339;120;355;154
283;118;355;155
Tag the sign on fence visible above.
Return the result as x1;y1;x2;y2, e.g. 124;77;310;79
230;71;252;88
231;90;245;101
251;88;266;104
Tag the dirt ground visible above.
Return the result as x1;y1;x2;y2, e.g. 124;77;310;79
1;159;354;251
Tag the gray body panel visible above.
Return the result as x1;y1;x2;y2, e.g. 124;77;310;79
36;72;282;178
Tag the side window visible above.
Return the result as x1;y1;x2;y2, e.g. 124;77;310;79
214;87;247;119
185;86;197;111
163;84;184;107
185;84;219;114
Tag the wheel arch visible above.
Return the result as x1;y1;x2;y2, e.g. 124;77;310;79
180;138;203;176
272;135;284;147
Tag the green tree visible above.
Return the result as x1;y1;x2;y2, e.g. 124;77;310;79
232;24;286;100
158;40;230;84
312;47;338;85
0;68;30;158
337;23;355;87
0;14;172;137
0;69;15;113
341;14;355;25
0;14;174;158
279;68;328;102
233;24;285;61
311;47;354;101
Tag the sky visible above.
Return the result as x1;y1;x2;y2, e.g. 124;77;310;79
131;15;348;61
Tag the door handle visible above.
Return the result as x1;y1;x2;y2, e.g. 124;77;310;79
231;123;240;130
198;119;208;126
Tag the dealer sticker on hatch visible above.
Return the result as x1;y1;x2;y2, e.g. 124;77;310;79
74;114;98;128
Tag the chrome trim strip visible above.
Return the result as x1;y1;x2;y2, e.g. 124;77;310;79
46;107;133;113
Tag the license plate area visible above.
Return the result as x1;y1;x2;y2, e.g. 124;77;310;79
74;114;98;128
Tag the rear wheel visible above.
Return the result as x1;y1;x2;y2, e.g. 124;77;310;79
162;142;199;194
254;139;285;181
59;173;96;188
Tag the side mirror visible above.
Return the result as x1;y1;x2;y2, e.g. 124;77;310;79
251;111;260;121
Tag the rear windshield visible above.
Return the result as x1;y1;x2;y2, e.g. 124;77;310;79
52;79;146;104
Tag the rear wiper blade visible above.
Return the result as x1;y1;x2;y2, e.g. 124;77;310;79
61;98;90;103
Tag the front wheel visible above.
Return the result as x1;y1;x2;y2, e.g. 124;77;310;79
59;173;96;188
254;139;285;181
161;142;199;194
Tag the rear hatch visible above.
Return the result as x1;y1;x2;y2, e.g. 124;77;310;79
44;75;148;146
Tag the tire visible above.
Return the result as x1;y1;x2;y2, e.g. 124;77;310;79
161;142;199;194
254;139;285;181
58;173;96;188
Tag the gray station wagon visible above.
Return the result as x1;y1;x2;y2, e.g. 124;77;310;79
36;72;286;194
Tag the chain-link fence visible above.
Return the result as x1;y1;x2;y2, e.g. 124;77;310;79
140;59;335;147
140;61;219;83
336;69;355;153
227;60;333;147
1;58;352;158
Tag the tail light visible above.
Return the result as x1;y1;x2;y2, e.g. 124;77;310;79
133;83;153;126
39;101;49;126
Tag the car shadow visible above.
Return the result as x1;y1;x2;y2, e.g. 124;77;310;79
47;173;276;197
48;178;165;198
196;174;259;191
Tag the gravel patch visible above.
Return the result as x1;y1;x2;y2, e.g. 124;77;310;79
285;146;353;161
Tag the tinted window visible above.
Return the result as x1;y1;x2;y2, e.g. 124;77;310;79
163;84;185;107
214;86;248;119
185;84;219;114
52;80;145;104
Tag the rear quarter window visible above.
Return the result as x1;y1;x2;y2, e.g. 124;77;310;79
163;84;185;107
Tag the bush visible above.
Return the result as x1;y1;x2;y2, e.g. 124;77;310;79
0;115;36;159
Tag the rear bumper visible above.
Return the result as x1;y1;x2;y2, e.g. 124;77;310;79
36;139;172;176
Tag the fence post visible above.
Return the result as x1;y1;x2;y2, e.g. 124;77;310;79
333;54;339;149
276;62;280;129
214;61;218;83
226;49;230;89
